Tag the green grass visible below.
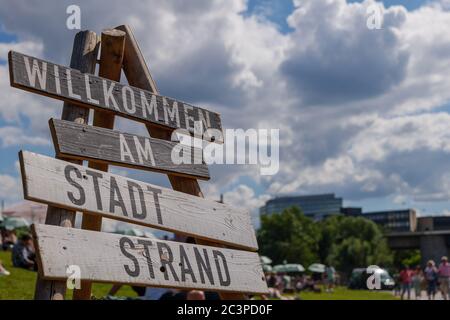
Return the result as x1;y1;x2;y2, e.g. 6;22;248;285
0;251;137;300
297;286;398;300
1;250;397;300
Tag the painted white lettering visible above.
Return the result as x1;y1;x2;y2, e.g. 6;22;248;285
134;136;156;166
122;86;136;114
85;74;99;104
66;69;81;100
119;134;135;163
23;56;47;89
103;80;120;111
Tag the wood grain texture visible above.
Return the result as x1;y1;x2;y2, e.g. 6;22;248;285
8;50;222;140
115;25;158;94
32;30;100;301
117;25;248;299
50;119;210;180
32;224;268;294
73;28;126;301
20;151;258;251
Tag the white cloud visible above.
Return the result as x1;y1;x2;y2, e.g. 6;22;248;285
0;126;49;147
223;184;270;227
2;0;450;211
0;173;21;203
0;40;44;62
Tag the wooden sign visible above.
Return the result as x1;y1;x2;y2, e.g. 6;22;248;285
49;119;209;180
20;151;258;251
32;224;268;294
9;51;223;141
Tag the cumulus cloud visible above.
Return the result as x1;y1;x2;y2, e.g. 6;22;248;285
281;0;409;105
0;173;22;203
261;0;450;205
2;0;450;214
0;126;49;147
223;184;270;227
0;40;44;63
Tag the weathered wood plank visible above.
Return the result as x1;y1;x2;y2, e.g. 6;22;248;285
49;118;210;180
117;25;248;299
73;28;126;301
33;30;100;301
32;224;268;294
20;151;258;251
8;51;223;141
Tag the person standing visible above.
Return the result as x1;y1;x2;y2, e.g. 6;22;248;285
424;260;438;300
325;265;336;293
438;256;450;300
399;265;413;300
412;265;423;299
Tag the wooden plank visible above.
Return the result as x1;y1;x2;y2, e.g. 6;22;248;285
32;224;268;294
117;25;248;299
73;28;126;301
8;50;223;141
33;30;100;301
49;118;210;180
20;151;258;251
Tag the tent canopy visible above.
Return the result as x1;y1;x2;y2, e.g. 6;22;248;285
273;264;305;273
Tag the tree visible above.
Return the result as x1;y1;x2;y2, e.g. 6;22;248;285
257;208;394;276
393;249;421;269
318;215;393;275
257;206;319;266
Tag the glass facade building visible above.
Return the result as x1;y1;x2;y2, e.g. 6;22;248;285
259;194;343;220
363;209;417;232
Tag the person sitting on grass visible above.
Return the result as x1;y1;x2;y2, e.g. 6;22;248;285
1;228;17;251
12;234;37;271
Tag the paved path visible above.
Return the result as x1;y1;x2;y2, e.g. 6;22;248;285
395;290;445;300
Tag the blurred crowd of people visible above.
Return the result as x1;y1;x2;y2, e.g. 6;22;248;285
262;266;337;300
395;256;450;300
0;228;38;277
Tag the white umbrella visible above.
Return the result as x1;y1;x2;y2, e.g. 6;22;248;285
273;264;305;273
1;217;30;230
260;256;272;265
308;263;326;273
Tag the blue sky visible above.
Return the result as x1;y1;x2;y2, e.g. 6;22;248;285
245;0;428;33
1;0;450;224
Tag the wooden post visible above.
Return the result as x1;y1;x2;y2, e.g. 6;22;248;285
72;29;125;300
34;30;100;300
116;25;246;300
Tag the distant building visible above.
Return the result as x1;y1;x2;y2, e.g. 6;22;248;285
433;216;450;231
2;201;47;224
340;207;362;216
260;193;343;220
416;216;450;232
363;209;417;232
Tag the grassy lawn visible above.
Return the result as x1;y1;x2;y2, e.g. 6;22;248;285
297;286;398;300
0;250;137;300
1;250;397;300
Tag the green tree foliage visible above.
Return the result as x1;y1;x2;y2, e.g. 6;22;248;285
393;249;421;269
257;207;320;266
257;207;394;275
318;215;393;275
